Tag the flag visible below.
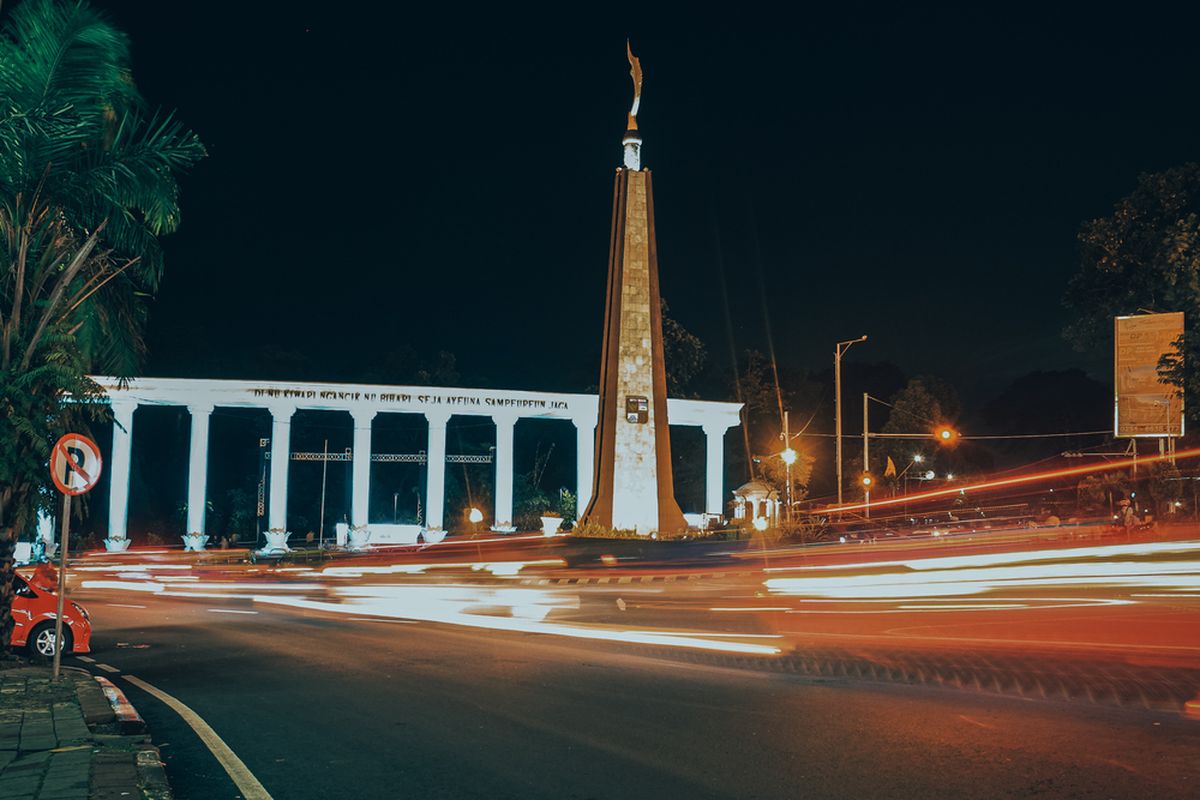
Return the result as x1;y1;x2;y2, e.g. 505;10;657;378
884;456;897;477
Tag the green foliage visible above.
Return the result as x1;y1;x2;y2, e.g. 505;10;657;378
662;300;706;397
569;520;643;539
1065;163;1200;417
0;0;204;650
733;349;822;505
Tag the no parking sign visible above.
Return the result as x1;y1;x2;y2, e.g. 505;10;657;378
50;433;102;496
47;432;102;679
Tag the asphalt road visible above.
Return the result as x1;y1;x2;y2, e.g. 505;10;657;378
68;591;1200;800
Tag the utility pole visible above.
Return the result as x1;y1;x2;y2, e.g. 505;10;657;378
862;393;869;481
834;336;867;504
318;438;329;549
863;393;870;519
784;410;791;522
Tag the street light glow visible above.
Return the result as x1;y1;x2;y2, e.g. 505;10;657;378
753;516;768;531
781;447;797;465
913;454;924;463
468;507;484;524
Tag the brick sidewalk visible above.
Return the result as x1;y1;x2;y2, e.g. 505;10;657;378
0;663;170;800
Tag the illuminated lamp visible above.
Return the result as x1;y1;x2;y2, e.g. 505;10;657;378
781;448;798;465
935;427;958;443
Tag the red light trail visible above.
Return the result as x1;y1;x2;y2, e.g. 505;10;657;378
826;447;1200;515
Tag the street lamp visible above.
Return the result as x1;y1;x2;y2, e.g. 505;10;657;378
835;335;868;504
780;404;799;524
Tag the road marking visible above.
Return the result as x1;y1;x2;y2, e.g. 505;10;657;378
958;715;995;729
207;608;259;615
95;663;121;673
123;674;273;800
77;656;95;663
107;603;148;609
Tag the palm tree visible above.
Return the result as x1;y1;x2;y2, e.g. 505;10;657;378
0;0;205;649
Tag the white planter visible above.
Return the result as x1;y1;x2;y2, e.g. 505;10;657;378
260;530;291;554
540;516;563;537
347;527;372;550
182;533;209;552
104;538;131;552
421;527;446;544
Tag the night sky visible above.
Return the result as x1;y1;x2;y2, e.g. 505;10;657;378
91;3;1200;405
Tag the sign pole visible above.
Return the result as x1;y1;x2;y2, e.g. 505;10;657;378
52;493;70;680
48;432;102;680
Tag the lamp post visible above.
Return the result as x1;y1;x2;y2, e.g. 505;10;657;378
781;410;797;523
835;335;868;504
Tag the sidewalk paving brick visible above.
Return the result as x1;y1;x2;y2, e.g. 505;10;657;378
0;662;172;800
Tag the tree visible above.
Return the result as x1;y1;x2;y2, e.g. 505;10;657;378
0;0;205;649
1065;163;1200;416
731;349;822;506
661;300;706;398
873;376;971;494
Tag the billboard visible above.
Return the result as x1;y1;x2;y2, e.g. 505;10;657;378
1114;312;1184;438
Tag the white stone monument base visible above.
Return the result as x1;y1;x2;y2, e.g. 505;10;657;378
335;522;423;546
181;534;207;554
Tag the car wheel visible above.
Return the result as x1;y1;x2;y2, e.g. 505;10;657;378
29;622;71;659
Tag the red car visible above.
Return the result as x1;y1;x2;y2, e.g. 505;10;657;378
10;569;92;657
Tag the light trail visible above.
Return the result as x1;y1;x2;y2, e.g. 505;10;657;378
766;560;1200;599
824;446;1200;514
251;591;782;655
763;540;1200;574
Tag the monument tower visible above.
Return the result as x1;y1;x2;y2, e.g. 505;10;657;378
581;43;687;535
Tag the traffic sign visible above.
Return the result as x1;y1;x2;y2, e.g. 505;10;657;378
50;433;103;496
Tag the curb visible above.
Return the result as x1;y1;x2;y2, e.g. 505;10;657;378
90;673;172;799
622;643;1200;718
94;675;146;735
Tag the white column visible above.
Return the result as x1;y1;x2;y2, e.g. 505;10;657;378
268;406;295;531
37;510;53;548
574;415;596;520
703;423;730;517
350;409;375;528
493;414;516;528
425;410;450;531
186;403;213;534
108;399;136;540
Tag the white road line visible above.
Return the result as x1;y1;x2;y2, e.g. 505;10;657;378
124;674;273;800
106;603;148;609
77;656;95;663
206;608;259;615
95;663;121;673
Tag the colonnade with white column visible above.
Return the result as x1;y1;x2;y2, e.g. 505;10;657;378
88;377;741;541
